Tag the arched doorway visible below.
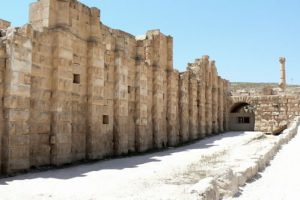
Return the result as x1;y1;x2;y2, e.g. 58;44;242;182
229;102;255;131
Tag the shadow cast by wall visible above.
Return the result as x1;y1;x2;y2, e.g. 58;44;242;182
0;131;247;185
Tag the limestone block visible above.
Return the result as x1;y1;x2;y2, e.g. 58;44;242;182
189;177;220;200
210;168;239;198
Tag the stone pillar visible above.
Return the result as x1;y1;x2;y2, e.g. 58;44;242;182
205;57;213;135
218;77;224;132
0;41;6;173
2;28;32;173
223;80;230;131
146;30;168;149
153;67;167;148
146;63;154;150
189;75;198;140
167;71;179;146
135;56;149;152
113;49;129;155
86;41;113;159
197;59;206;138
144;35;154;151
50;30;73;165
179;72;189;143
279;57;286;91
127;49;137;153
86;8;104;158
211;61;219;134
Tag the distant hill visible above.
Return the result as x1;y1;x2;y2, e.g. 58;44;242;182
231;82;300;89
230;82;300;96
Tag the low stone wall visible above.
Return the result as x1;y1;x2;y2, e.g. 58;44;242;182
190;116;300;200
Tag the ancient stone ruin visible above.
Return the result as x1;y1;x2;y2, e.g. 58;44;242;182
0;0;231;174
0;0;299;176
230;58;300;134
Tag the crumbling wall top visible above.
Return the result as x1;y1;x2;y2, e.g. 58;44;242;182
29;0;101;40
0;19;11;29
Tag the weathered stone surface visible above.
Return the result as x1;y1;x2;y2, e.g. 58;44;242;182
1;0;298;176
0;19;10;29
0;0;231;174
189;177;220;200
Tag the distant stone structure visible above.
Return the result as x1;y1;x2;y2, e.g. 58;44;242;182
0;0;231;174
279;57;286;91
230;57;300;134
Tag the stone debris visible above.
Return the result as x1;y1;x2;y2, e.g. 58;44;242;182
189;177;220;200
191;117;300;200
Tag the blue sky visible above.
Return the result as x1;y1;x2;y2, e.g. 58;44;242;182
1;0;299;84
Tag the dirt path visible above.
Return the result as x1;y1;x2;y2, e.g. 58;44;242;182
0;131;274;200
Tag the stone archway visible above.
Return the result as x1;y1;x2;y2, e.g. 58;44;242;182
229;101;255;131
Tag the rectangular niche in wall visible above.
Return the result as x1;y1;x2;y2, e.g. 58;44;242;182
103;115;109;124
73;74;80;84
128;86;131;94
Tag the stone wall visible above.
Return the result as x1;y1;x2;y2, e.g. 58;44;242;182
2;0;297;175
0;0;231;174
230;95;300;133
0;19;10;30
0;36;6;173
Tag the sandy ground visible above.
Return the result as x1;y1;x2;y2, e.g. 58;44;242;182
0;131;276;200
229;126;300;200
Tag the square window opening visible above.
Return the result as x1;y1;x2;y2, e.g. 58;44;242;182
244;117;250;124
238;117;244;124
73;74;80;84
103;115;109;125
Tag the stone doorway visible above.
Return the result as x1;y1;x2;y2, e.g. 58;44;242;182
229;102;255;131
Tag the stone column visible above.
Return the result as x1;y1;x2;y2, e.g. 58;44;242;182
189;75;198;140
113;49;129;155
205;57;213;135
146;63;154;150
197;59;206;138
3;28;32;173
279;57;286;91
211;61;219;134
153;67;167;148
50;30;73;165
218;77;224;132
86;41;113;159
0;41;5;173
179;72;189;143
147;30;168;149
144;35;154;151
135;54;149;152
223;80;230;131
167;71;179;146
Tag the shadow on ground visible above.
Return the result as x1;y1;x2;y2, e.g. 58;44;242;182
0;132;247;185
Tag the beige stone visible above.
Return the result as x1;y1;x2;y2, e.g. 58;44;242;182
6;0;299;175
